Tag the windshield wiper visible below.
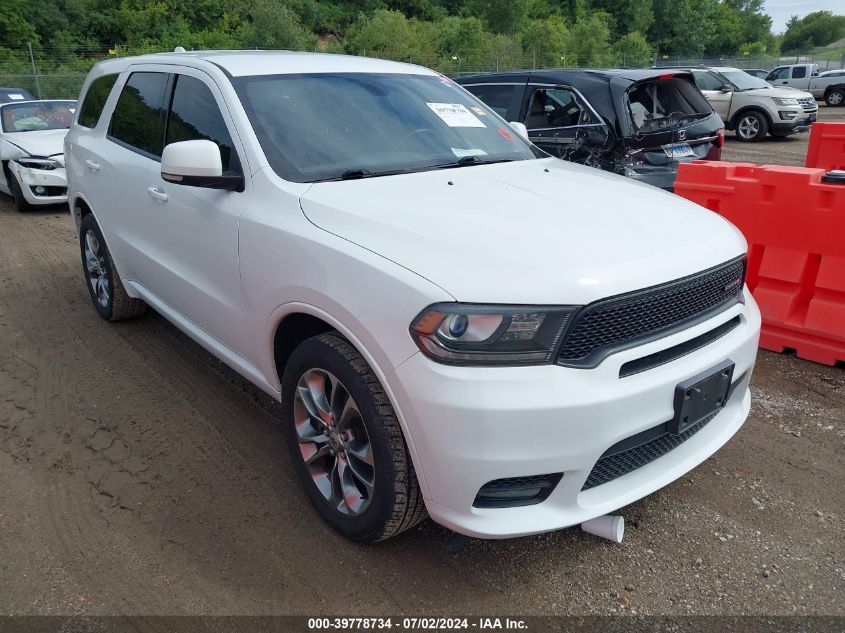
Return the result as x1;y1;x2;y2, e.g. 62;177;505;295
429;156;517;170
339;168;376;180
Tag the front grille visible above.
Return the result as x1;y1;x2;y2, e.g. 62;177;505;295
798;97;817;112
474;473;562;508
557;257;745;367
582;411;718;490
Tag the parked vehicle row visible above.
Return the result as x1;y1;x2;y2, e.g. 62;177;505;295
61;51;761;543
455;69;724;190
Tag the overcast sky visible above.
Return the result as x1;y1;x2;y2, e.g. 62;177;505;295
765;0;844;34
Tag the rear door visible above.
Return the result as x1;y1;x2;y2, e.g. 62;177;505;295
520;84;611;167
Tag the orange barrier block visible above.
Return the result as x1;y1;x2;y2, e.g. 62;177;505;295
675;161;845;366
805;122;845;171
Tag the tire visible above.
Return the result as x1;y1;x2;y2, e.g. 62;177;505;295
734;111;768;142
9;175;34;213
79;214;147;321
825;89;844;107
281;332;426;543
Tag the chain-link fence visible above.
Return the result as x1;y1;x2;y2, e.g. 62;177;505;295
3;46;844;101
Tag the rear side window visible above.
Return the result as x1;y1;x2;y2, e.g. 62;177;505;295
77;74;118;128
166;75;237;172
792;66;807;79
464;84;519;118
109;72;169;158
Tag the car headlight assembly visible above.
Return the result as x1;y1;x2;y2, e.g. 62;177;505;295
773;97;799;106
410;304;578;366
16;157;60;171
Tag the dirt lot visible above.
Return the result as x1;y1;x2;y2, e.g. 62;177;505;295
0;109;843;620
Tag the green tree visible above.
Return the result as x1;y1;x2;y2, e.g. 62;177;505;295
589;0;653;40
782;11;845;52
242;0;316;50
520;16;569;68
346;10;419;59
566;12;612;65
613;31;652;67
465;0;532;34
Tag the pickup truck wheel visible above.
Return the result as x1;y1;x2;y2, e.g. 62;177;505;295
282;333;427;543
735;111;768;142
9;176;34;213
79;214;147;321
826;89;844;107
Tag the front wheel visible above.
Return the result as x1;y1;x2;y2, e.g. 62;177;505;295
826;89;844;107
281;333;426;543
735;111;768;142
9;176;34;212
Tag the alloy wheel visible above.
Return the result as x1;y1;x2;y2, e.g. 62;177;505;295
84;230;110;308
737;116;759;139
293;369;375;516
829;91;843;106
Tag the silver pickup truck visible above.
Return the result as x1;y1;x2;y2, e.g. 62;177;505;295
766;64;845;107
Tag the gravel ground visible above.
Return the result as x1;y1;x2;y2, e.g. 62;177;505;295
0;109;843;619
721;104;844;166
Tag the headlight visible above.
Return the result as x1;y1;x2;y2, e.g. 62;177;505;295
16;157;60;170
410;304;578;366
773;97;799;106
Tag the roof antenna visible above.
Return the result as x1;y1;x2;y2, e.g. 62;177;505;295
174;46;186;53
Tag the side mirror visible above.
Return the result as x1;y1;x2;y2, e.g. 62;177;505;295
720;84;732;92
161;139;242;191
509;121;529;141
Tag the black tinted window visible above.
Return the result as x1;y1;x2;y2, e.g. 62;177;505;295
78;74;118;128
166;75;236;172
792;66;807;79
465;84;518;118
109;72;168;158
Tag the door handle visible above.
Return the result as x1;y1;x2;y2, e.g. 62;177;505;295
85;159;101;171
147;186;168;203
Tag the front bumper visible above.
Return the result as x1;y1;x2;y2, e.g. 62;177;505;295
10;162;68;206
771;111;817;135
392;297;761;538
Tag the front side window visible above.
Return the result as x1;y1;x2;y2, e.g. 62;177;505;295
693;72;724;92
524;88;585;129
109;72;169;158
166;74;237;172
792;66;807;79
767;67;788;81
78;74;118;128
234;73;541;183
1;100;76;132
464;84;519;118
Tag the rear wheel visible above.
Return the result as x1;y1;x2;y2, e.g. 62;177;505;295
735;111;768;142
825;89;844;107
79;214;147;321
281;332;426;543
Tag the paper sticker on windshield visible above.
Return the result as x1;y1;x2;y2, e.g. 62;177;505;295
8;94;25;100
470;106;487;116
427;103;486;128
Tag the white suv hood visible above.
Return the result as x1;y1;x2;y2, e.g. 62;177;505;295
300;159;746;304
746;86;814;100
3;129;68;163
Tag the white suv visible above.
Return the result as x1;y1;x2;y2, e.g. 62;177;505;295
65;51;761;543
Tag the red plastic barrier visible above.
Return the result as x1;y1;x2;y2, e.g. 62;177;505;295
675;161;845;366
805;122;845;171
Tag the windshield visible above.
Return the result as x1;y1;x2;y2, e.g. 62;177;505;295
233;73;540;182
1;100;76;133
718;70;771;91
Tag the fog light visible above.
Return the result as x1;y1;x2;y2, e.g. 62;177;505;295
34;186;46;195
779;111;797;120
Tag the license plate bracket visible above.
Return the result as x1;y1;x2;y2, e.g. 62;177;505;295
671;359;735;435
663;142;695;159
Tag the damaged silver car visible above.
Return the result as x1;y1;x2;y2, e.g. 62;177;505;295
457;69;723;190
